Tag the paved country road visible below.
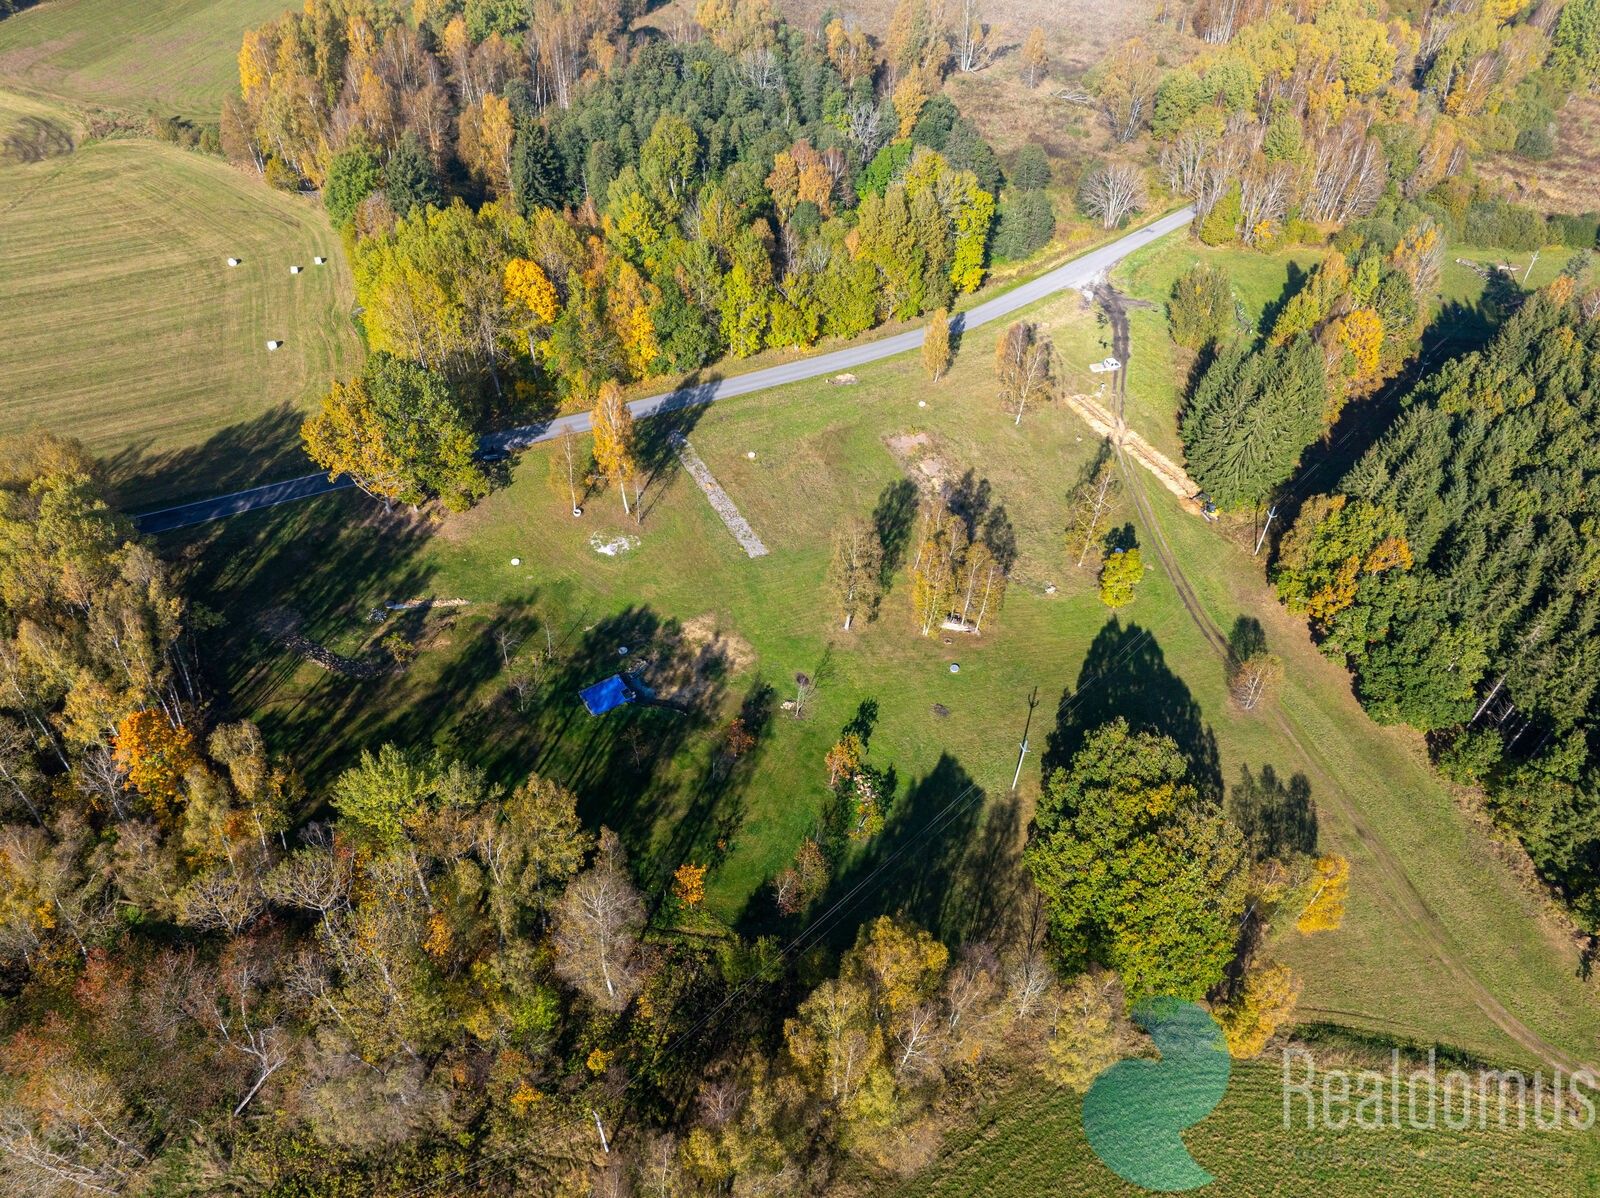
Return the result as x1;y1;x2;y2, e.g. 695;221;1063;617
134;206;1195;534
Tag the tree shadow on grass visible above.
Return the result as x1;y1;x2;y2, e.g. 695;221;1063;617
171;490;442;786
105;404;312;511
872;476;919;594
1041;616;1222;801
634;371;718;524
1228;763;1316;861
757;753;993;952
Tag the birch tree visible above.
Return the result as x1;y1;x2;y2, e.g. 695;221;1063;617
591;383;641;520
552;830;647;1011
827;518;885;631
995;321;1054;424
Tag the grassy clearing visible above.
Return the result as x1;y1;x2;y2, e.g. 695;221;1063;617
171;269;1600;1076
0;0;285;117
0;134;361;506
880;1056;1600;1197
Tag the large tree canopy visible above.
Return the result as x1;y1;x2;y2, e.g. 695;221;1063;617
1024;719;1249;1000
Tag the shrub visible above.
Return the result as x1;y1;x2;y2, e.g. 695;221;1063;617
1167;264;1236;350
1514;123;1556;161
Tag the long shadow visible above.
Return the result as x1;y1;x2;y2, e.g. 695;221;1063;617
872;477;918;594
946;468;1018;569
1041;617;1222;801
633;372;715;524
756;753;991;951
105;404;312;511
173;490;441;788
1228;763;1317;860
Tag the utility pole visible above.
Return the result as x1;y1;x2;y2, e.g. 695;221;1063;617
1524;250;1540;285
1253;504;1278;557
592;1108;610;1154
1011;687;1039;793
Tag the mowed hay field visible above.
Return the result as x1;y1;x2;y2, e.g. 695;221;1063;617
880;1061;1600;1197
0;0;288;117
0;134;361;505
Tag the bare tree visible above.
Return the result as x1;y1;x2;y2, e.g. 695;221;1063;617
845;101;887;163
1003;946;1054;1023
1238;158;1296;244
826;517;885;631
1302;117;1386;225
1229;652;1283;712
1068;448;1121;568
995;321;1055;424
1079;163;1147;230
560;425;583;515
951;0;996;72
552;830;646;1011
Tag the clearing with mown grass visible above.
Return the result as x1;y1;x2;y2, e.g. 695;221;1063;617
174;274;1600;1088
0;0;288;117
0;132;361;505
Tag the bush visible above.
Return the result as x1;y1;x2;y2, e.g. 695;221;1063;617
324;140;384;228
1549;213;1600;248
1514;123;1557;161
1167;264;1236;350
1463;201;1546;251
1098;548;1145;607
991;190;1056;261
1198;182;1241;246
263;156;302;192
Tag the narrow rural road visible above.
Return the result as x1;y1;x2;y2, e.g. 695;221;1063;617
133;206;1196;534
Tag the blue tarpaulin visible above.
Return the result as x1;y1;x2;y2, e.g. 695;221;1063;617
580;675;636;716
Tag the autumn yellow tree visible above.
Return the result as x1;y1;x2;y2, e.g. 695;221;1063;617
1296;853;1350;933
1335;307;1384;382
1216;960;1301;1058
672;863;707;907
591;382;640;519
504;257;558;357
1020;27;1049;87
825;733;864;786
458;92;515;198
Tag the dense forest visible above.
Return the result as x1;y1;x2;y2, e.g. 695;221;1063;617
1275;281;1600;928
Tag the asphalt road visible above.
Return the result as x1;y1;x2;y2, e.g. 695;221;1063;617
133;205;1195;534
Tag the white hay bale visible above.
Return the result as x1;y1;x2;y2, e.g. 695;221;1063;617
265;340;282;351
313;255;327;265
289;265;302;274
226;257;241;267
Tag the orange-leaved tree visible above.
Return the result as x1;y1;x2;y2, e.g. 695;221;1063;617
114;709;200;819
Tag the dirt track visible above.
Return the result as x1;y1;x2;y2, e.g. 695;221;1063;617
1090;286;1591;1073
